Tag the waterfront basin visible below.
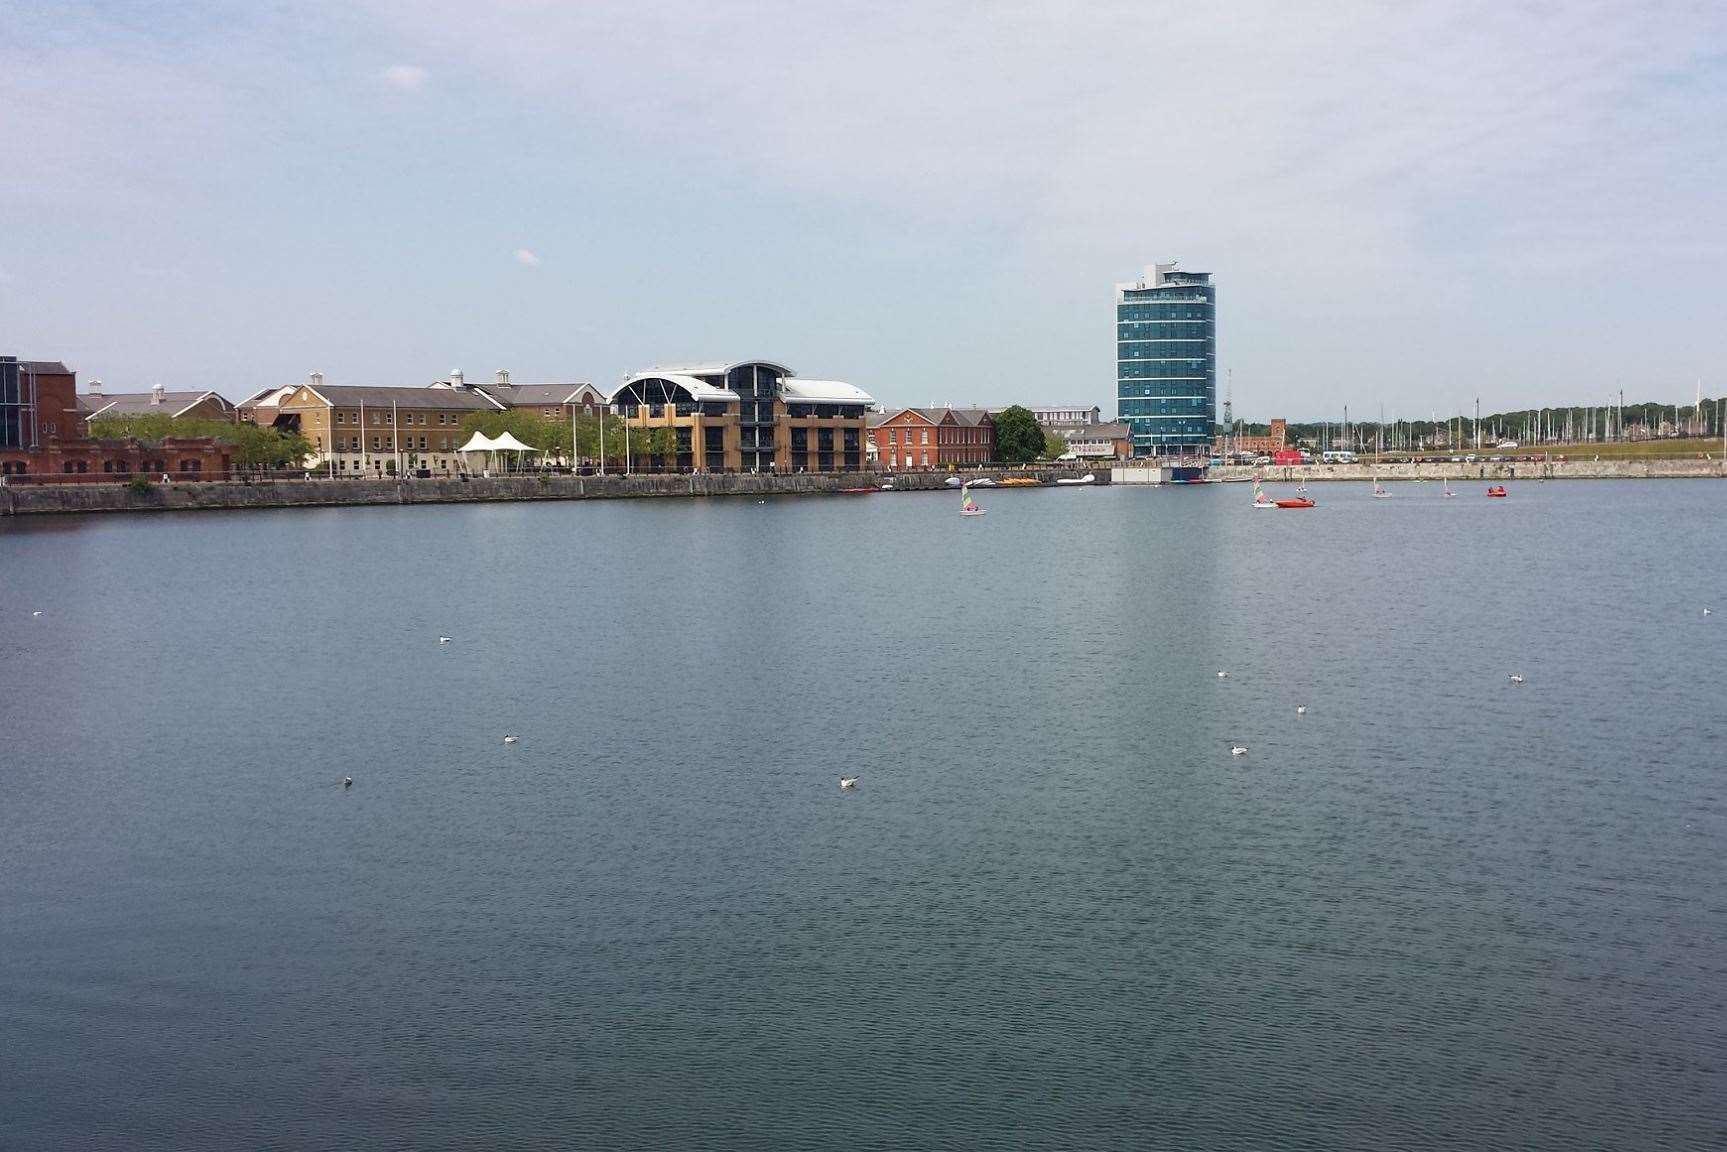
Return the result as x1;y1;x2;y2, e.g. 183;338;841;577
2;480;1724;1150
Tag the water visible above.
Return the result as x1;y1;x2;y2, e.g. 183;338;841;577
2;481;1723;1150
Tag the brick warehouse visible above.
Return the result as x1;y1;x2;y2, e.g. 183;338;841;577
1;357;232;479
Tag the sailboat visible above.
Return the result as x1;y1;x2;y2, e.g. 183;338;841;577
1372;475;1392;499
1442;477;1455;498
1252;479;1276;509
960;483;987;517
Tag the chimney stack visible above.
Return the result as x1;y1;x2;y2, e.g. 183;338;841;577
89;379;103;397
451;369;465;389
310;371;323;388
150;383;166;405
495;368;510;386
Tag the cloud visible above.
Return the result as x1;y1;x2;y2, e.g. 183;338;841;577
378;63;428;90
512;248;540;267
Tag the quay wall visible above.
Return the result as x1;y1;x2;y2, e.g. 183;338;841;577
0;468;1106;517
1210;459;1725;483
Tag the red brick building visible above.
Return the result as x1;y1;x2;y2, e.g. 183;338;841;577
869;407;994;470
1;356;232;479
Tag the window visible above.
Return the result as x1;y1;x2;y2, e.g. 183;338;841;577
920;451;928;466
888;429;897;445
438;413;446;425
372;412;381;425
418;436;426;450
921;428;929;445
372;436;380;451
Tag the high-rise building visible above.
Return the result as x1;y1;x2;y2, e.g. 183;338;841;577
1115;263;1215;456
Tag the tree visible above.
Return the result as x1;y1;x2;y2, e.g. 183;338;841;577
993;406;1045;463
458;410;568;467
1041;431;1068;459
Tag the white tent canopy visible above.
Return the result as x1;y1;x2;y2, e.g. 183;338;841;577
457;431;499;453
488;431;540;453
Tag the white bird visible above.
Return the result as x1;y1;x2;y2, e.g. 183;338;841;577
32;611;42;617
438;636;452;643
1508;674;1524;685
838;777;858;789
1296;706;1307;715
1705;608;1713;617
1217;670;1228;679
342;777;352;789
503;735;519;744
1230;746;1248;756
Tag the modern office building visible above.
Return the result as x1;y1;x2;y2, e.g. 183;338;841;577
606;360;872;472
1115;263;1215;456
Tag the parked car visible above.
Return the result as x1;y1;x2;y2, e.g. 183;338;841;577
1254;455;1272;466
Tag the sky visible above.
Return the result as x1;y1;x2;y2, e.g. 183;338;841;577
3;0;1725;419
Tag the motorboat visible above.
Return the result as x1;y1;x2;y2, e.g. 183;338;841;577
1275;497;1316;508
1054;474;1096;485
1487;485;1508;498
967;477;998;487
944;475;965;488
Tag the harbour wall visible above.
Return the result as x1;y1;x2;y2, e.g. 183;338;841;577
0;468;1107;517
1210;459;1725;483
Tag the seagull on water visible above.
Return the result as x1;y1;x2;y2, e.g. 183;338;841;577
1508;674;1524;685
1705;608;1713;617
1296;706;1307;715
342;777;352;789
32;611;42;617
503;735;519;744
839;777;858;790
439;636;452;643
1230;746;1248;756
1217;670;1228;679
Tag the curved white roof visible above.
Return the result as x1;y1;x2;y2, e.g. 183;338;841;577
604;372;740;403
780;378;874;405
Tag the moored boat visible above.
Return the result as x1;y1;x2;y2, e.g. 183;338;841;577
1487;485;1508;497
1054;473;1096;485
1275;497;1315;508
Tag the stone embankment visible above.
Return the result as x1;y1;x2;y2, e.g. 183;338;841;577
0;468;1106;517
1211;458;1724;483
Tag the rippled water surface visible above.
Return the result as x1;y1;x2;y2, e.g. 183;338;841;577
3;481;1724;1150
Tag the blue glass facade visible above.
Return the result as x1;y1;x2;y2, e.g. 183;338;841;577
1115;265;1215;456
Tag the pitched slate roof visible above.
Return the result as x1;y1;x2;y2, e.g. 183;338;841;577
81;391;232;419
16;361;70;374
290;384;504;411
476;382;601;407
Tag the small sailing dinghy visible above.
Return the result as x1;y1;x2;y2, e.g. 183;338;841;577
1252;479;1276;509
1442;477;1455;498
961;483;987;516
1372;476;1392;498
